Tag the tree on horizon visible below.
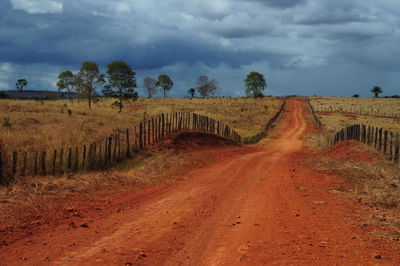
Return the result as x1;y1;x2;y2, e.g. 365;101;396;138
370;86;383;98
244;72;266;98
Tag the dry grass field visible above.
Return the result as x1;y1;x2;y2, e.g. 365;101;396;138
0;97;283;153
310;97;400;139
311;97;400;116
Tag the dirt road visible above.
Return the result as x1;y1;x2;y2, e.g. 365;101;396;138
1;99;399;265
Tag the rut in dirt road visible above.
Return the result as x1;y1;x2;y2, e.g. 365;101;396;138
2;99;400;265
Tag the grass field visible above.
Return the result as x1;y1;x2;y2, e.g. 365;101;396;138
0;97;283;153
311;97;400;116
310;97;400;138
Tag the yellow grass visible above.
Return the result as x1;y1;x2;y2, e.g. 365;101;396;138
311;97;400;116
310;97;400;139
0;97;283;152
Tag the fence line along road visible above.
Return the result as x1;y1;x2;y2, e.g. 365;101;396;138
331;124;400;165
0;100;286;184
307;98;323;132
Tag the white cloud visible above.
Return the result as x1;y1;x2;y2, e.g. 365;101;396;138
10;0;63;14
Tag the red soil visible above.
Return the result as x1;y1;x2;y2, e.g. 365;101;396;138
151;132;239;152
1;99;399;265
321;141;379;163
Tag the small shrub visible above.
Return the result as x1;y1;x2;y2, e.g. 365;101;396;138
68;109;72;116
2;117;11;128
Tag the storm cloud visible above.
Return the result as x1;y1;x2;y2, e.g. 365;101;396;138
1;0;400;97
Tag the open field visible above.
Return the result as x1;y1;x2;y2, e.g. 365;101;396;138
311;97;400;116
2;99;400;265
310;97;400;139
0;97;283;152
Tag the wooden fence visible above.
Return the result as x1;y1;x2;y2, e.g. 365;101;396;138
0;112;244;184
314;106;400;119
241;100;286;144
307;99;323;132
331;124;400;165
0;102;287;184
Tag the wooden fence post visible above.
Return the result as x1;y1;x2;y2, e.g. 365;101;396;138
82;145;86;170
161;113;165;138
151;118;155;144
126;129;130;158
52;149;57;175
383;130;388;155
59;148;64;173
22;152;27;176
75;147;79;171
0;149;3;185
389;132;393;160
41;151;46;175
139;122;143;149
34;151;38;176
395;134;399;164
67;148;72;171
113;135;117;161
378;128;383;151
12;151;17;176
147;120;151;145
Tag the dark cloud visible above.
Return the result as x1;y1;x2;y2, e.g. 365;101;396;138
1;0;400;97
249;0;307;8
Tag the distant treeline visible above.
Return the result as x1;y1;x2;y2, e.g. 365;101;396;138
0;90;77;100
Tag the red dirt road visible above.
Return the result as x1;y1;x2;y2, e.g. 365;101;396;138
1;99;400;265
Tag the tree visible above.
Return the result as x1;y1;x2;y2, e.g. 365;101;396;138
16;79;27;92
188;88;196;98
56;70;75;101
370;86;383;98
352;94;360;98
143;77;157;98
103;61;138;113
195;76;219;98
157;74;173;98
244;72;266;97
75;61;105;110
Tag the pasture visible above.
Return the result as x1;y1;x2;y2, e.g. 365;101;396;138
0;97;283;153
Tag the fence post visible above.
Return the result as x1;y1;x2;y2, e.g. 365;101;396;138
139;122;143;149
389;132;393;160
113;134;117;160
383;130;388;155
59;148;64;173
75;147;79;171
395;134;399;164
88;144;93;169
67;148;72;171
378;128;383;151
82;145;86;170
22;151;27;176
34;151;38;176
152;118;155;144
0;149;3;185
52;150;57;175
41;151;46;175
161;113;165;138
126;129;130;158
12;151;17;176
147;120;151;145
108;137;112;164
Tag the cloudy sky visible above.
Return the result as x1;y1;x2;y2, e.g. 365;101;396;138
0;0;400;97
